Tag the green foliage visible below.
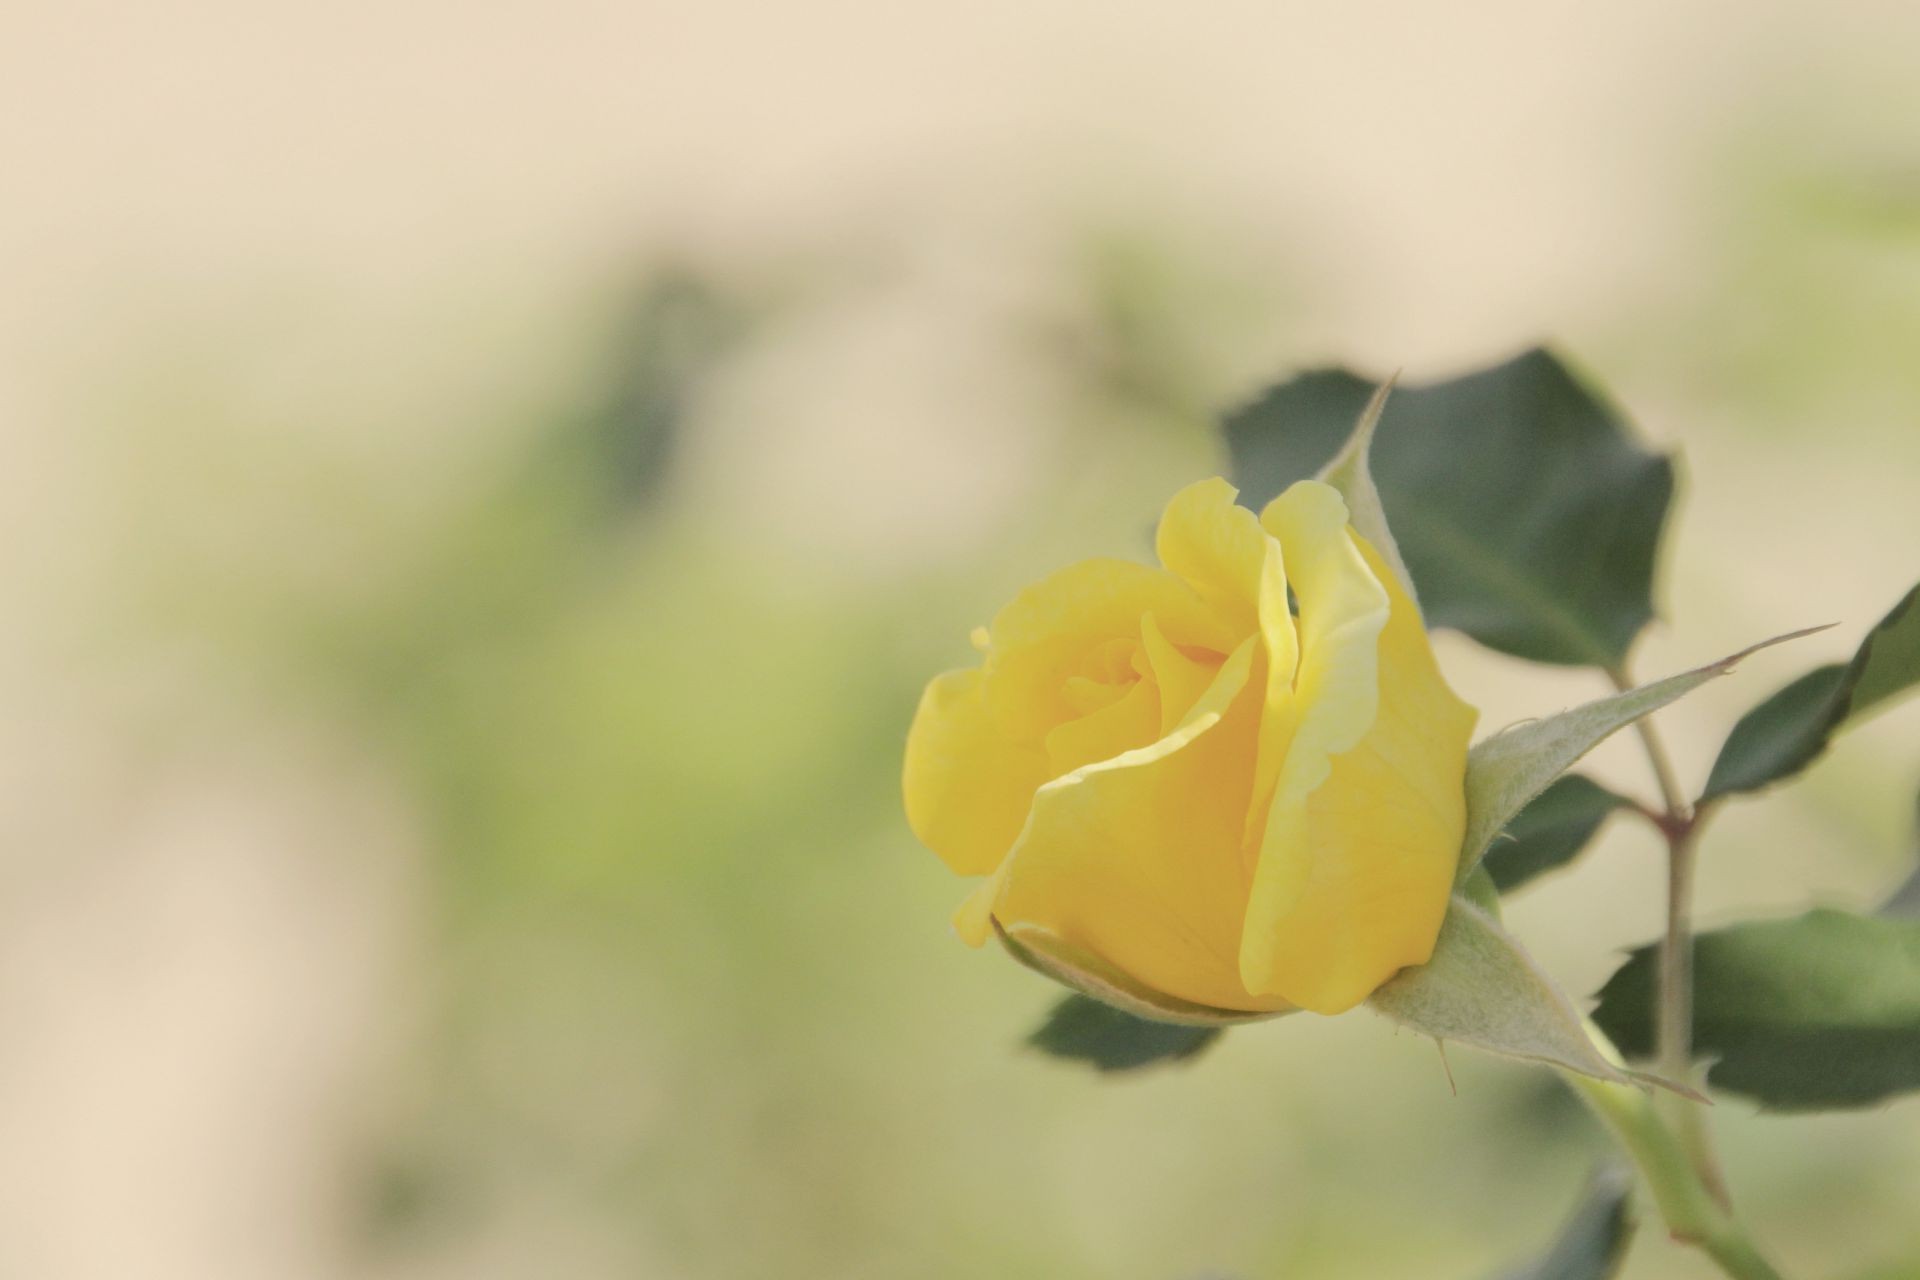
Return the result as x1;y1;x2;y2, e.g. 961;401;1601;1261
1702;583;1920;802
1484;776;1628;893
1851;583;1920;715
1882;866;1920;918
1369;897;1626;1084
1026;995;1224;1073
1456;633;1810;885
1224;349;1674;667
1591;910;1920;1110
1842;1258;1920;1280
1488;1167;1635;1280
563;268;749;518
1700;665;1850;802
1461;864;1504;917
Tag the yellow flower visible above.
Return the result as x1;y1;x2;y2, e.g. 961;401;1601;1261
902;478;1477;1017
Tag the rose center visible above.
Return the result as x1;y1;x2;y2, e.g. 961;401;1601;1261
1060;636;1148;717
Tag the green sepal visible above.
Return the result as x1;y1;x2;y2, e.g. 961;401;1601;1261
1314;375;1421;609
1369;896;1628;1084
1457;628;1822;885
993;920;1291;1028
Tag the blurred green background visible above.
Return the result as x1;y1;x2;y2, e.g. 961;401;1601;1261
4;3;1920;1278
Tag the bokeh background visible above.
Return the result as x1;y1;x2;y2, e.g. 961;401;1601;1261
6;3;1920;1277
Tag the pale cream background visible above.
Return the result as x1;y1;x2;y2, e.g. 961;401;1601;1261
4;3;1920;1278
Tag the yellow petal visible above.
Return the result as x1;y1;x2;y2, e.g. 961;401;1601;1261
1240;481;1395;1012
903;668;1052;877
1044;675;1162;778
1155;477;1266;633
984;558;1237;741
952;877;998;946
1155;477;1301;804
981;639;1290;1013
1247;527;1301;828
1138;612;1222;735
1295;534;1476;985
1244;485;1466;1013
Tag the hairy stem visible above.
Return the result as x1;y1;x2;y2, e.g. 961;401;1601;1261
1628;707;1698;1080
1625;702;1691;823
1608;664;1728;1203
1610;667;1697;1067
1659;814;1726;1200
1568;1032;1788;1280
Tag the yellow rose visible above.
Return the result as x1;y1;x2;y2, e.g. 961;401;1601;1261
903;477;1477;1017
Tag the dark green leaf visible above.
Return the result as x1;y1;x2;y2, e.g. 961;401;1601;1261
1223;349;1674;667
1591;909;1920;1110
1483;775;1628;893
1026;995;1223;1073
1487;1166;1635;1280
1700;665;1849;801
1852;583;1920;717
1701;583;1920;803
1461;863;1503;916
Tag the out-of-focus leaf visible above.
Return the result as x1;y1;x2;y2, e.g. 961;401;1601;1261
1370;897;1627;1084
1881;866;1920;919
1591;909;1920;1110
568;269;746;519
1701;582;1920;802
1842;1257;1920;1280
1224;349;1674;667
1483;775;1628;893
1487;1166;1635;1280
1026;995;1223;1073
1457;630;1816;884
